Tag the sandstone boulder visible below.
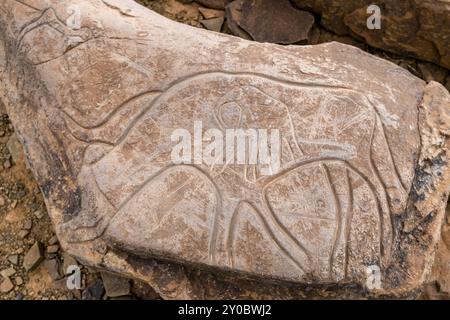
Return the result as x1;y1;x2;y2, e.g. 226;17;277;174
0;0;449;299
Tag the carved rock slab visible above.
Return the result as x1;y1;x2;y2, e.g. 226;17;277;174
0;0;449;298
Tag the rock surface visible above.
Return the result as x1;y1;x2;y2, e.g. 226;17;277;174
227;0;315;44
0;277;14;293
101;272;131;298
291;0;450;69
23;242;44;272
0;0;448;299
200;17;224;32
195;0;229;10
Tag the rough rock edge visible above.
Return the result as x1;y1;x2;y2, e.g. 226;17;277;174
382;81;450;298
403;81;450;291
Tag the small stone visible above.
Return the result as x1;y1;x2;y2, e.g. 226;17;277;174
1;267;16;278
33;210;44;219
0;195;5;206
0;130;4;137
82;279;105;300
23;242;44;271
8;255;19;265
3;159;11;169
15;276;23;286
195;0;227;10
18;229;30;239
131;279;160;300
48;235;58;245
199;7;225;19
45;258;62;281
63;253;78;275
101;272;131;298
0;277;14;293
417;63;447;83
15;292;23;300
16;190;26;199
10;199;17;209
47;244;59;254
200;17;224;32
23;219;33;230
17;230;30;239
6;133;24;165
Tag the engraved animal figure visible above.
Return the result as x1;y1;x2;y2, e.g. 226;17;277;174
61;72;407;282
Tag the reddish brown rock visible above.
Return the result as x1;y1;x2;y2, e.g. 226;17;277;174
0;0;448;299
291;0;450;69
195;0;229;10
230;0;315;44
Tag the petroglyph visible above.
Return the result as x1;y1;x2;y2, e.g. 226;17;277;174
0;0;448;296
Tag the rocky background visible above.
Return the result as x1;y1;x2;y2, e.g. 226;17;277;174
0;0;449;300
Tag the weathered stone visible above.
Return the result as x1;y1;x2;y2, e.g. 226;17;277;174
0;277;14;293
199;7;225;20
62;253;78;275
3;159;11;169
0;0;448;299
291;0;450;69
23;219;32;230
15;276;23;286
195;0;228;10
200;17;224;32
8;255;19;266
33;210;44;219
82;279;105;300
18;230;29;239
44;258;62;281
131;280;160;300
417;63;448;84
47;244;60;254
101;272;131;298
48;235;59;246
1;267;16;278
236;0;315;44
6;133;25;166
225;0;252;40
23;242;44;272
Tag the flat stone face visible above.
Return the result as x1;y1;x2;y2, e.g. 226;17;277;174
230;0;315;44
0;0;449;297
